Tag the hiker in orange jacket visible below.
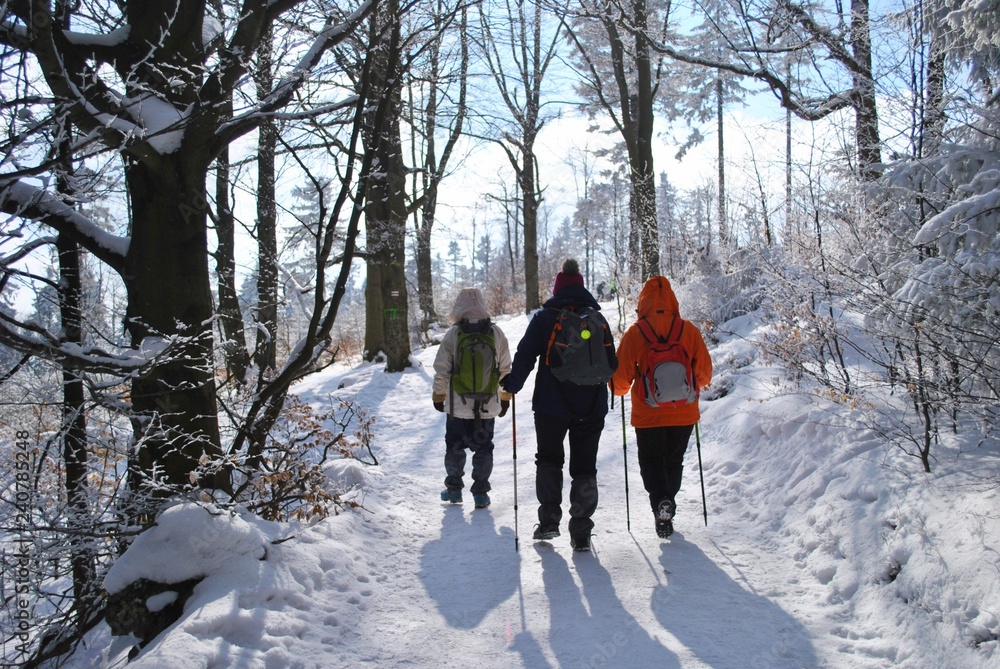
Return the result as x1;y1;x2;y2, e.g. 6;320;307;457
611;276;713;538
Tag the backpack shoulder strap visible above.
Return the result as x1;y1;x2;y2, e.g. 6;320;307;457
544;309;567;366
636;318;660;343
666;317;684;343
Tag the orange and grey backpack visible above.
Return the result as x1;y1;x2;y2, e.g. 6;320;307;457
634;317;699;406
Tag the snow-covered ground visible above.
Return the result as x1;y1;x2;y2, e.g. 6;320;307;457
74;306;999;668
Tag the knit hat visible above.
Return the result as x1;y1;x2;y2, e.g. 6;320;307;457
552;258;584;294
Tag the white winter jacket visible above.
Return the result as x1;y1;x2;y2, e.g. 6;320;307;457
432;289;512;419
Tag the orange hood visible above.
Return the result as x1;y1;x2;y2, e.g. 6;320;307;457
636;276;680;332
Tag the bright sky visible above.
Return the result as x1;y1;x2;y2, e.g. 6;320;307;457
433;86;841;256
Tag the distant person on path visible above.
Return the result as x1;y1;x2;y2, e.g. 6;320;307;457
611;276;712;538
596;281;606;300
608;280;617;299
432;288;512;509
501;259;617;551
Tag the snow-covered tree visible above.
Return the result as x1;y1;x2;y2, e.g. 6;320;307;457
0;1;377;493
558;0;673;279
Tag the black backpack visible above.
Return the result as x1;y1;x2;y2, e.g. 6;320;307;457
545;306;614;385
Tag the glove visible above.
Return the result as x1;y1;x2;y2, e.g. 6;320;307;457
433;401;445;413
499;375;515;393
498;400;510;418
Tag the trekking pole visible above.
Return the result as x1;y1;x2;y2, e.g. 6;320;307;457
695;422;707;526
512;394;519;552
621;396;631;533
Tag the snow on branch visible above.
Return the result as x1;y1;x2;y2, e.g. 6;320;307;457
61;25;131;48
0;180;129;269
215;0;376;147
0;311;189;377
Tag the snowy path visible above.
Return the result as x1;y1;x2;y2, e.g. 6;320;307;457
96;309;994;669
289;316;860;669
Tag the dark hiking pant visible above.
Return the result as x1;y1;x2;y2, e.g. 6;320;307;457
444;415;495;495
635;424;694;515
533;412;603;537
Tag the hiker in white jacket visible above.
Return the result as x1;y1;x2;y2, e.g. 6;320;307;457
432;288;512;508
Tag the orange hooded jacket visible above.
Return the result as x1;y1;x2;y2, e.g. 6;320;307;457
611;276;713;428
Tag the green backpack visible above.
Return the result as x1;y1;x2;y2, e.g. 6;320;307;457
451;319;500;419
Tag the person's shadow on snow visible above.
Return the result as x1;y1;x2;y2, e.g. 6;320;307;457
418;506;517;629
651;537;819;668
528;546;681;669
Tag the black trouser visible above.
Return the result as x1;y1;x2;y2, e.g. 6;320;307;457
533;412;604;537
635;425;694;515
444;415;495;495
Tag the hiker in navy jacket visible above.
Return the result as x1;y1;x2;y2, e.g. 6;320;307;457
501;259;617;551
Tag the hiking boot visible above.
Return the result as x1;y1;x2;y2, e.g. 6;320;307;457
440;489;462;504
570;534;591;552
532;524;560;541
656;499;675;538
473;494;491;509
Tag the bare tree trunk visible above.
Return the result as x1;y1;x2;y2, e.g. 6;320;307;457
363;0;411;372
521;145;541;310
255;25;279;371
54;69;94;628
115;0;227;494
413;5;469;328
415;215;437;326
915;16;946;252
852;0;882;181
633;0;660;278
588;0;660;279
479;0;554;311
124;156;227;493
786;76;793;243
56;230;94;631
496;134;542;312
214;136;250;382
923;31;946;154
716;76;728;248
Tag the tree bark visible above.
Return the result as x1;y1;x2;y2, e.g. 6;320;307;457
415;211;437;327
786;71;794;242
363;0;411;372
923;32;946;154
851;0;882;181
521;143;541;311
633;0;660;278
716;76;728;248
123;156;226;492
254;25;279;372
213;140;250;383
53;5;95;627
55;99;94;630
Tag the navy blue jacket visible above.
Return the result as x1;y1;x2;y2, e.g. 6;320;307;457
503;284;618;417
